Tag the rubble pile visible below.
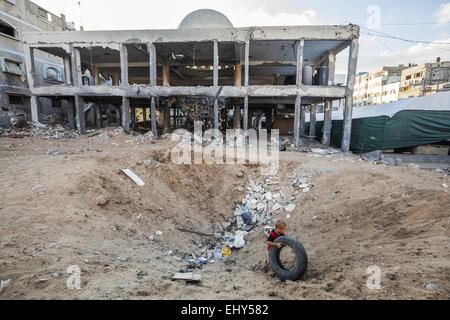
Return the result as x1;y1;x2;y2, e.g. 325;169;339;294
175;173;314;270
92;127;126;142
129;131;156;145
0;124;79;140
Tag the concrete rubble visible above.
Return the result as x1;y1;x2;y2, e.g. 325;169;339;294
0;124;80;140
174;173;314;272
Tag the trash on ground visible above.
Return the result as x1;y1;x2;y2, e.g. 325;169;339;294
172;272;202;283
122;169;145;187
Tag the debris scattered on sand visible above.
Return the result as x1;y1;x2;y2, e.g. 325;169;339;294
0;124;79;140
122;169;145;187
172;272;202;283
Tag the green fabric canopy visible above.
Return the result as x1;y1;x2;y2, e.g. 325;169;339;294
312;110;450;153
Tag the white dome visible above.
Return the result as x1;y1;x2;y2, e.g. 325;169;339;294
179;9;233;29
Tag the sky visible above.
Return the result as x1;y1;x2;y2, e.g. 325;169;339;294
32;0;450;74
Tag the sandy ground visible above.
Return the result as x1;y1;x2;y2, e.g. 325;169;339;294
0;129;449;300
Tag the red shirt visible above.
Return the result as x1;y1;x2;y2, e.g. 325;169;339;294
266;229;285;251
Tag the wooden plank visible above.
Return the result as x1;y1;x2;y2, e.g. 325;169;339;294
122;169;145;187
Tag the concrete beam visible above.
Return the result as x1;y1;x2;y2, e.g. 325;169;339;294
30;84;348;99
22;25;360;46
341;38;359;153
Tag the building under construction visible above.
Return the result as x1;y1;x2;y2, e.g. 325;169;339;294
20;9;360;151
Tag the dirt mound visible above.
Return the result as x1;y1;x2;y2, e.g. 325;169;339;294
0;135;448;299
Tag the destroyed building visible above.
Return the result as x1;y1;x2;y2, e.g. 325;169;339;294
16;8;359;151
0;0;73;128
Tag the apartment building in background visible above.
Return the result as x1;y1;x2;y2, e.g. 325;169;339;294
355;59;450;107
0;0;73;127
353;66;407;107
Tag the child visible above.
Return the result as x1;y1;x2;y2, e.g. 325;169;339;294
266;220;286;251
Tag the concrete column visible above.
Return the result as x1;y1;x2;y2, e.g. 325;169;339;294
296;40;305;86
164;104;170;133
23;45;36;89
28;95;38;123
342;38;359;153
294;95;302;147
244;40;250;87
233;105;241;129
214;100;219;130
95;103;102;129
243;95;249;131
63;54;72;85
149;43;157;86
234;63;242;87
327;51;336;86
93;66;100;86
71;45;82;86
162;65;170;86
120;44;129;86
309;105;316;141
130;106;136;128
213;40;219;87
300;105;306;144
63;98;75;130
322;100;332;145
266;108;273;130
121;97;130;132
151;96;158;137
75;95;86;134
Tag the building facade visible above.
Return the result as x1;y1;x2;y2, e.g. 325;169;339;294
19;9;360;152
399;64;425;99
0;0;72;127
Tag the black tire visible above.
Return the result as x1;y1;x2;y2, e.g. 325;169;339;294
268;237;308;281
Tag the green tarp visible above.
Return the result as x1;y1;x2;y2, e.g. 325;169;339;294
311;110;450;153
